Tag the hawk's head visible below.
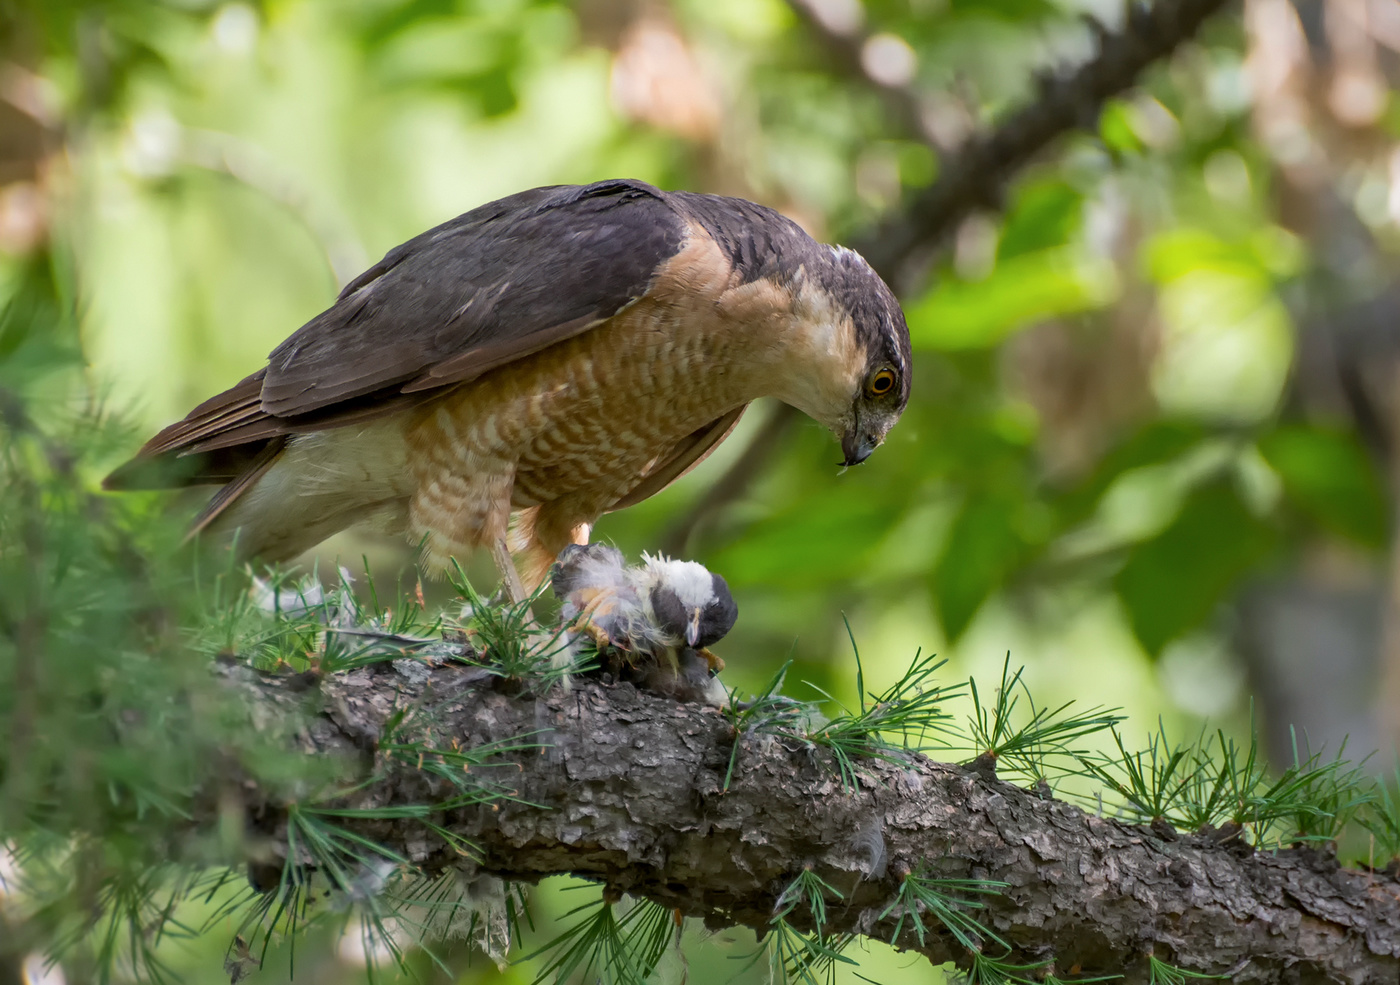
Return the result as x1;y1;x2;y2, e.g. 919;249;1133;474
817;246;912;467
644;189;913;469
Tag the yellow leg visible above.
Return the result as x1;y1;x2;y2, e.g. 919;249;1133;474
490;537;528;604
697;648;725;674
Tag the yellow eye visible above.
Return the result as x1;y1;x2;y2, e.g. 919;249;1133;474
869;369;897;396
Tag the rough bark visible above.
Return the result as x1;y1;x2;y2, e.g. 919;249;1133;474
221;659;1400;984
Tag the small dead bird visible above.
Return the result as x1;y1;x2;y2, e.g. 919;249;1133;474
551;544;737;704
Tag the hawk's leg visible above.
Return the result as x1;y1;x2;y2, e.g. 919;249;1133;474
511;500;594;590
490;538;528;604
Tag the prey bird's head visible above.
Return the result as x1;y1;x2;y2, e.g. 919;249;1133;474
638;554;738;649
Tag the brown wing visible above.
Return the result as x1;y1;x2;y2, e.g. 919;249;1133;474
105;179;691;489
104;371;271;489
608;405;748;511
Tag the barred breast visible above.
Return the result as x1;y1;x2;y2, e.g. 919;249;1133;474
404;295;759;579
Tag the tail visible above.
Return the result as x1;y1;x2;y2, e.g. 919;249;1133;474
187;438;287;540
103;435;289;557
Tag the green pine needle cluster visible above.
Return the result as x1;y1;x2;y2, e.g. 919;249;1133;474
722;635;963;793
761;869;855;985
965;655;1126;782
521;892;676;985
194;558;447;673
880;867;1008;954
1074;717;1377;849
1146;955;1230;985
446;558;583;691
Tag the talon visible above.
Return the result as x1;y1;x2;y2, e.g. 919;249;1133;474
572;615;612;650
698;647;725;675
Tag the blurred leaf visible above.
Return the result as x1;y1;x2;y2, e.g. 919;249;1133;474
1145;226;1302;284
1146;228;1262;283
1058;420;1209;525
1258;425;1389;550
1152;267;1292;422
906;247;1119;350
932;496;1028;641
1114;480;1276;655
373;18;506;80
709;482;905;589
1099;101;1144;154
948;0;1057;23
355;0;465;50
998;178;1083;260
897;140;937;188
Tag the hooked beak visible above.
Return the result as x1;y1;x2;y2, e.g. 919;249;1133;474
686;607;702;647
841;429;878;467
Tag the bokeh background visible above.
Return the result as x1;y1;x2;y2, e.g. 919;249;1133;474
3;0;1399;979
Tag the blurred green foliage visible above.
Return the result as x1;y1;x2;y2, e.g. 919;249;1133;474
1;0;1397;980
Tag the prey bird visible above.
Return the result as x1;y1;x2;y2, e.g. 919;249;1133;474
551;543;737;704
106;179;912;598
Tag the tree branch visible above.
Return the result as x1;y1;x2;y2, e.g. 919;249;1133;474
853;0;1237;285
222;660;1400;983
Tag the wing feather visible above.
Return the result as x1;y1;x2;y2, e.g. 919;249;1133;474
140;370;266;456
106;179;691;488
188;437;287;534
260;179;685;416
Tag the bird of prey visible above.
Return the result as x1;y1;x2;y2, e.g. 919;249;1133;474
551;543;737;704
106;179;911;597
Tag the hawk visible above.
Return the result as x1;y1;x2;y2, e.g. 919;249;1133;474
106;179;912;597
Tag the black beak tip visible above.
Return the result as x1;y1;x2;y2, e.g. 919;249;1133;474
841;433;877;467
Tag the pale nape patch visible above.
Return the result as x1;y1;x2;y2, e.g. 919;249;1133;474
646;223;736;307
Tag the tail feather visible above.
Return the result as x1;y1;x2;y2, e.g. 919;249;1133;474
188;437;287;538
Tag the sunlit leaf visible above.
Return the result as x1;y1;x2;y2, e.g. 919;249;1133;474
906;247;1119;351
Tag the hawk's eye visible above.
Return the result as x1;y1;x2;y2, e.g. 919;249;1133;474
869;369;897;395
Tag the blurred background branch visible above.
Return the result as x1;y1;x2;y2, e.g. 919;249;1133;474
669;0;1236;555
856;0;1238;283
